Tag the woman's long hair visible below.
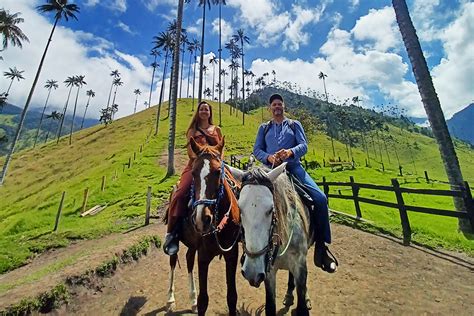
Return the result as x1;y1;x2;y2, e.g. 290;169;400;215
187;101;214;134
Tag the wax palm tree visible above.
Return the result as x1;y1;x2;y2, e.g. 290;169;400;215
216;0;227;126
133;88;141;114
392;0;469;231
233;30;249;127
272;69;276;84
148;49;160;109
152;30;173;135
165;20;186;113
191;39;200;111
56;75;76;143
69;75;86;144
352;96;361;107
44;110;61;143
209;55;217;100
3;67;25;96
185;0;212;103
1;0;80;184
106;69;120;109
0;9;29;51
33;79;58;147
202;65;208;96
220;69;227;103
111;78;122;119
186;39;196;98
80;89;95;129
318;71;329;103
167;0;185;177
179;34;188;99
318;71;336;158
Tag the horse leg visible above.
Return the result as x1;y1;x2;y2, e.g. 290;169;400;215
282;272;295;307
166;254;178;312
224;246;238;316
186;248;198;313
197;253;211;316
294;263;310;316
264;272;277;316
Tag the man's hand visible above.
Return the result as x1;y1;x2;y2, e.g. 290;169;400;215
275;149;293;161
267;154;282;166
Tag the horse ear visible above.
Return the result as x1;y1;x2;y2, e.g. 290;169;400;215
189;137;201;157
266;162;287;182
226;164;247;182
216;135;225;154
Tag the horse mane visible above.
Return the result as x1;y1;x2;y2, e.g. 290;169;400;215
244;167;310;246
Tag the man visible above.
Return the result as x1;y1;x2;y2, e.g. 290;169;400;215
253;93;338;273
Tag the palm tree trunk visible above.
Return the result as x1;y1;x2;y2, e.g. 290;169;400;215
69;86;81;145
393;0;468;231
179;42;185;99
6;79;14;95
33;88;52;148
241;40;245;126
167;0;184;177
1;17;59;185
106;81;114;110
198;3;206;103
186;49;193;99
192;54;197;111
81;95;91;129
57;85;73;144
148;54;158;109
134;95;138;114
155;49;169;135
218;1;222;126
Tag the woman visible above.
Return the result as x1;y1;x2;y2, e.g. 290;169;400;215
164;101;222;255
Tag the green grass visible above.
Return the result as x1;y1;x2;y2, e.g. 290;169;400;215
0;99;473;275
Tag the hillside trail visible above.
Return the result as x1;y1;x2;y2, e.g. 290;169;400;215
52;222;472;315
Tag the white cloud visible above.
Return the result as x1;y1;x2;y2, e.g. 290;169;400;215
84;0;127;13
142;0;176;12
113;0;127;13
116;21;136;35
350;0;360;10
282;5;324;51
211;18;234;44
0;0;154;120
352;6;400;52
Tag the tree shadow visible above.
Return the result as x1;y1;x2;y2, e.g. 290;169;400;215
143;305;192;316
119;296;147;316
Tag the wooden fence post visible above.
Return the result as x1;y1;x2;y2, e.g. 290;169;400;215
399;165;403;176
128;157;132;169
365;158;369;167
140;145;143;153
145;186;152;225
81;188;89;213
381;163;385;172
54;191;66;232
323;159;326;167
462;181;474;231
350;176;362;219
134;152;136;161
322;176;329;205
424;170;429;183
391;178;411;245
101;175;106;192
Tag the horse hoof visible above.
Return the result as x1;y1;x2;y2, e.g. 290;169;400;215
166;302;176;312
282;294;294;306
192;304;198;314
296;307;309;316
306;298;312;310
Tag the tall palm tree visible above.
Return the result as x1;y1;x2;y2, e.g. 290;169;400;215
167;0;185;177
33;79;58;147
186;39;196;98
220;69;227;103
56;75;77;143
111;78;123;119
272;70;276;84
106;69;120;109
216;0;227;126
69;75;86;145
202;65;208;96
191;40;200;111
318;71;329;103
352;95;361;107
133;88;141;113
318;71;336;158
178;34;188;99
392;0;470;231
185;0;212;103
0;9;29;51
209;55;217;100
80;89;95;129
152;30;173;135
44;110;61;143
3;67;25;96
148;49;160;109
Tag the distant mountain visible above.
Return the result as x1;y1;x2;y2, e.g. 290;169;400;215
0;103;98;155
447;103;474;145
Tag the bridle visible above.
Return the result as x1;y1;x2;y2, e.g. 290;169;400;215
190;151;240;252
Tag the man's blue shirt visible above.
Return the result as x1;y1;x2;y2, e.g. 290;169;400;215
253;118;308;169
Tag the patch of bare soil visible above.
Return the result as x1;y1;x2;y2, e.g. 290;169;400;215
159;148;188;173
57;223;473;315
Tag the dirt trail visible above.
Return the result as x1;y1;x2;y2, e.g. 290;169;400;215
52;223;473;315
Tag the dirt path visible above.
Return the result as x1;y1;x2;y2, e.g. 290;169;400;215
54;223;473;315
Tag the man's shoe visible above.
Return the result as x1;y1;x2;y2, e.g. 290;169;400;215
163;233;179;256
314;243;338;273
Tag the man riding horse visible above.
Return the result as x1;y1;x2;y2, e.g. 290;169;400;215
253;93;338;273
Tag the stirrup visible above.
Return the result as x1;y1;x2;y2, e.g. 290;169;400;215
163;233;179;256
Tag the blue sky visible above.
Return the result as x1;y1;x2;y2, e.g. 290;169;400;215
0;0;473;121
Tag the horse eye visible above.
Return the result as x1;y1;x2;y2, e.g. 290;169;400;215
266;208;272;216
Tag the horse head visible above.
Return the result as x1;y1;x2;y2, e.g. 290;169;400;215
237;163;287;288
189;136;225;234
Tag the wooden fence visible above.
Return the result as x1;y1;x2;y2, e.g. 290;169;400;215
317;176;474;245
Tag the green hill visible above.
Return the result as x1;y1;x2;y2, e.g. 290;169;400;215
0;98;473;274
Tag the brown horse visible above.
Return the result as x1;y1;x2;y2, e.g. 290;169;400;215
186;136;241;316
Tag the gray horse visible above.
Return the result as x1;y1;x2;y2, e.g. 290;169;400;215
229;162;313;315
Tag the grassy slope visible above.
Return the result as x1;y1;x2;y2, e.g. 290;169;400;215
0;99;473;274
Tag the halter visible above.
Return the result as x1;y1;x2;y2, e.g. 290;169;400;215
240;172;296;273
190;152;240;252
